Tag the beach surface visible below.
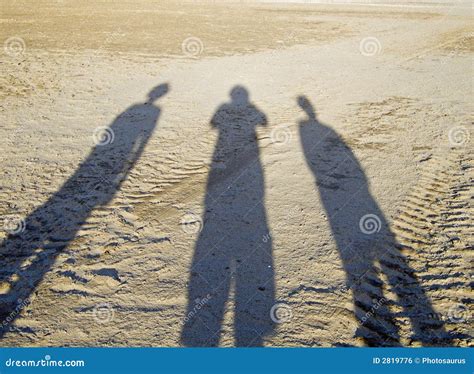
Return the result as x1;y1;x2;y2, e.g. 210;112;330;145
0;0;472;346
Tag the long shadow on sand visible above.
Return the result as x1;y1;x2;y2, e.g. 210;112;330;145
181;86;275;347
297;96;452;346
0;83;169;338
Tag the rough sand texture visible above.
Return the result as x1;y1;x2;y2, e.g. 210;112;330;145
0;0;472;346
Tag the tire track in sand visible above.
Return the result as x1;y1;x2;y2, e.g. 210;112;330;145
389;148;473;345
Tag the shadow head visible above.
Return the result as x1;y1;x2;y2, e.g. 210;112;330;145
230;85;249;105
297;95;317;120
148;83;170;103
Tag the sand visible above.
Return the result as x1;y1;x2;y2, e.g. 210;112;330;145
0;0;472;347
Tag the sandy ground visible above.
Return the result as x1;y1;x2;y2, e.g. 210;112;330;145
0;0;472;347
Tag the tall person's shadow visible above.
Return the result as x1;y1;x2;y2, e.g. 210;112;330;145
0;83;169;337
297;96;451;346
181;86;275;347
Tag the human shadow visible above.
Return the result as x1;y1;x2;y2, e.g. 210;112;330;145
181;86;275;347
297;96;452;346
0;83;169;338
